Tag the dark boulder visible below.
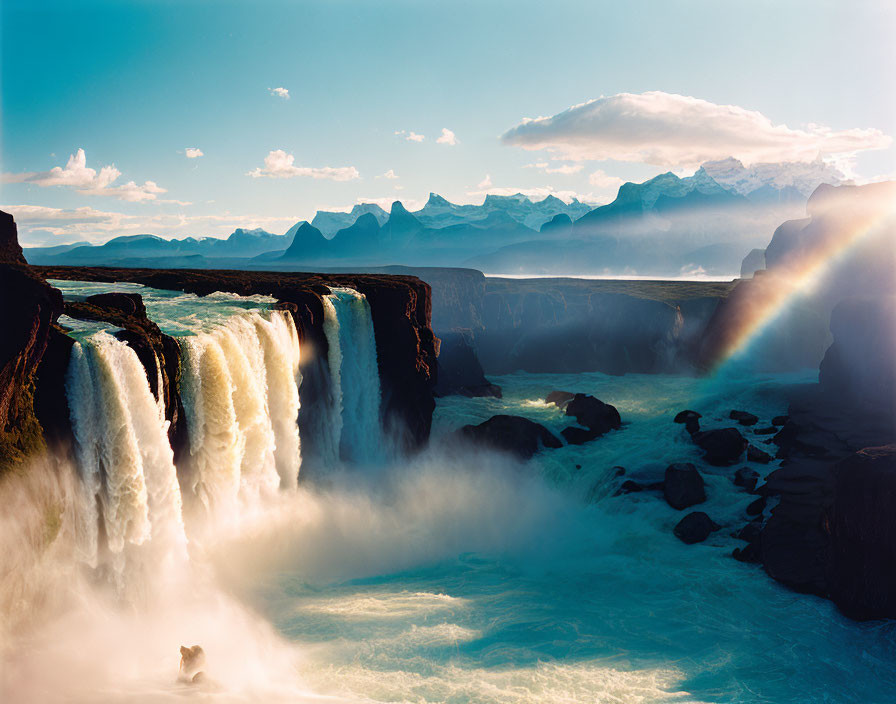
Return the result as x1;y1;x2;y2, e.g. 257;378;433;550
674;511;719;544
85;292;147;318
565;394;621;436
753;426;778;435
772;415;789;426
664;463;706;510
457;414;562;460
746;496;768;516
674;410;702;424
546;390;576;408
734;467;760;493
561;426;598;445
747;444;772;464
692;427;748;466
730;410;759;426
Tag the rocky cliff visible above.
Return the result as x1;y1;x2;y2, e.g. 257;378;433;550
0;212;64;471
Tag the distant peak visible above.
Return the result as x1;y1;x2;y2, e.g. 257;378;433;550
425;193;451;207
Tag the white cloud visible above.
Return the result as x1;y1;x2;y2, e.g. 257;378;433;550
524;162;583;175
477;174;493;189
395;130;425;143
588;169;624;190
436;128;459;146
269;86;290;100
184;147;204;159
501;91;892;168
247;149;360;181
378;169;398;179
2;148;168;202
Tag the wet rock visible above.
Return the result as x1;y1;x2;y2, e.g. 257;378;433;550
735;520;763;544
692;427;748;466
747;444;773;464
457;414;562;460
772;415;789;426
754;426;778;435
561;426;598;445
564;394;621;436
663;463;706;510
546;390;576;408
730;410;759;426
733;543;761;563
674;410;702;424
746;496;768;516
734;467;760;493
674;511;720;544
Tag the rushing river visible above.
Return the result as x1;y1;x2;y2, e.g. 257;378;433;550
2;284;895;703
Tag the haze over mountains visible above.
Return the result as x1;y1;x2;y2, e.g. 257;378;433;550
25;158;850;276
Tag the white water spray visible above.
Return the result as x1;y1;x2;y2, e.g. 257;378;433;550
65;332;187;572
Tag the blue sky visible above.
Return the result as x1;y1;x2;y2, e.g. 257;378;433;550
2;0;894;245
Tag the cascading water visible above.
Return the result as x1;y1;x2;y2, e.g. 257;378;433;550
180;309;302;517
322;287;384;465
65;331;187;573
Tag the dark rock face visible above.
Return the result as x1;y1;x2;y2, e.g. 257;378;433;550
824;446;896;620
772;415;789;426
433;330;501;398
692;427;747;466
546;390;575;408
35;265;439;454
674;511;719;544
560;426;597;445
730;410;758;426
819;297;896;413
0;210;27;265
0;211;64;469
663;463;706;510
565;394;621;435
457;415;562;460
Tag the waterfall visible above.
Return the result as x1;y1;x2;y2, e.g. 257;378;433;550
179;310;302;515
322;287;384;464
65;332;187;570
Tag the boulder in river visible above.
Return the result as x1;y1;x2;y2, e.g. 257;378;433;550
545;390;576;408
730;410;759;426
664;463;706;510
457;414;562;460
692;428;748;466
564;394;621;436
674;511;720;544
733;467;760;493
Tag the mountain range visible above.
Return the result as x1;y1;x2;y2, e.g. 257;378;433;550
24;158;845;276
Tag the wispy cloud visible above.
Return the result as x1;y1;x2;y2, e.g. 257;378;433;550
378;169;398;179
269;86;290;100
477;174;493;189
2;148;168;202
502;91;892;168
395;130;425;143
524;162;583;175
588;169;624;190
184;147;204;159
436;128;459;146
247;149;359;181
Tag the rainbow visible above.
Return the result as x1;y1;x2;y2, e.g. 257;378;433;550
707;183;896;371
